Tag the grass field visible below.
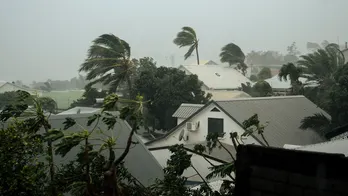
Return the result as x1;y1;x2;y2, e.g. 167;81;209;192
42;90;84;109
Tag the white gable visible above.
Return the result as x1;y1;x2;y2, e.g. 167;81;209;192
146;102;259;148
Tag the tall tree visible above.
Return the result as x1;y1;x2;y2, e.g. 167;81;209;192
79;34;136;95
220;43;248;75
173;26;200;65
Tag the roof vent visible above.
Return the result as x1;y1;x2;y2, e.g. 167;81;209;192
215;73;221;77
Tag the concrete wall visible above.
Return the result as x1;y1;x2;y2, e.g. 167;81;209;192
148;103;259;148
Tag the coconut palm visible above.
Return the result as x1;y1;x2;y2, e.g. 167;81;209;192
79;34;136;95
220;43;248;75
279;44;347;137
173;26;200;65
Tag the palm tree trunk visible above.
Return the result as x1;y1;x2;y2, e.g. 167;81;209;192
195;44;200;65
44;125;57;196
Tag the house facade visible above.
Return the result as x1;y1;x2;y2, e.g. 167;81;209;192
146;96;328;148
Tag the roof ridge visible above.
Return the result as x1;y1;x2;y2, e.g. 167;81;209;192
216;95;305;102
297;138;348;149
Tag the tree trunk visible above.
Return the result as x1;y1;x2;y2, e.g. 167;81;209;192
195;43;200;65
44;125;57;196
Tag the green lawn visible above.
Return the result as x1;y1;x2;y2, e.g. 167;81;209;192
42;90;84;109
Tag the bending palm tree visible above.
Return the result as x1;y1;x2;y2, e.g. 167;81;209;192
173;26;200;65
220;43;248;76
79;34;136;96
279;43;346;137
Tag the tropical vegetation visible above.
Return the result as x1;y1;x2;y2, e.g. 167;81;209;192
79;34;136;95
220;43;248;75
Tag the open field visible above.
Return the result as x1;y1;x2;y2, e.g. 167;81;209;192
42;90;84;109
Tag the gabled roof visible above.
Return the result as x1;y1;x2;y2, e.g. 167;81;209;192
5;113;163;186
57;107;101;115
172;103;204;118
216;96;327;147
179;65;251;90
147;96;327;147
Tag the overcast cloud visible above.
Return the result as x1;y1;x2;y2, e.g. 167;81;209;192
1;0;348;83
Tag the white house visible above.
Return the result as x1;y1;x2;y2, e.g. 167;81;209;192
0;81;42;96
145;96;328;148
179;64;252;100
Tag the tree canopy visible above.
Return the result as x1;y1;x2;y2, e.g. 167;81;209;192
220;43;247;75
132;62;211;130
79;34;136;94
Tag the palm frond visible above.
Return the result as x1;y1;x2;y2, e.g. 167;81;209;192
182;26;197;37
220;43;245;65
184;44;196;60
206;162;235;180
300;113;331;135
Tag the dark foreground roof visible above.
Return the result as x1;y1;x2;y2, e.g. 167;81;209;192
216;96;327;147
5;113;164;186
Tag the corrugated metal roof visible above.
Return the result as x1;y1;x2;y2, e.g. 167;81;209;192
180;65;251;90
57;107;101;115
206;90;251;100
296;138;348;156
172;103;204;118
216;96;328;147
264;75;308;90
5;113;164;186
0;81;7;87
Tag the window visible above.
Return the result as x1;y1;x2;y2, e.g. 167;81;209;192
208;118;224;137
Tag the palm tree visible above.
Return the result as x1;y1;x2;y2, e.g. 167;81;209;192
173;26;200;65
279;44;347;137
220;43;248;76
79;34;136;95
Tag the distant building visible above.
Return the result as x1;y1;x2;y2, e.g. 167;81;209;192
0;80;42;96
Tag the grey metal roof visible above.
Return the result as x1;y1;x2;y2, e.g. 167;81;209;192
184;141;236;162
172;103;204;118
216;96;328;147
6;113;164;186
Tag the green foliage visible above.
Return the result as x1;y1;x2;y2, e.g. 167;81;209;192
246;51;285;66
70;86;108;108
173;26;200;64
257;67;272;80
0;121;47;195
132;66;211;130
220;43;247;75
249;74;258;82
37;96;58;113
241;81;272;97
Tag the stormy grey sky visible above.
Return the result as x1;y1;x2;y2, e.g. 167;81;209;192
1;0;347;84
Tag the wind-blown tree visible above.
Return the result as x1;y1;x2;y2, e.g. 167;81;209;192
220;43;248;76
257;67;272;80
279;43;345;97
79;34;136;95
300;63;348;137
173;26;200;65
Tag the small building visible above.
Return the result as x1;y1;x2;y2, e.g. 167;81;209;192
57;106;101;115
0;81;42;96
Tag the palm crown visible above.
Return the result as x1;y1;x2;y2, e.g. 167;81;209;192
79;34;135;93
220;43;248;75
173;26;200;65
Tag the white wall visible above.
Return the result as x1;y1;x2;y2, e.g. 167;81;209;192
343;49;348;64
148;103;260;148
